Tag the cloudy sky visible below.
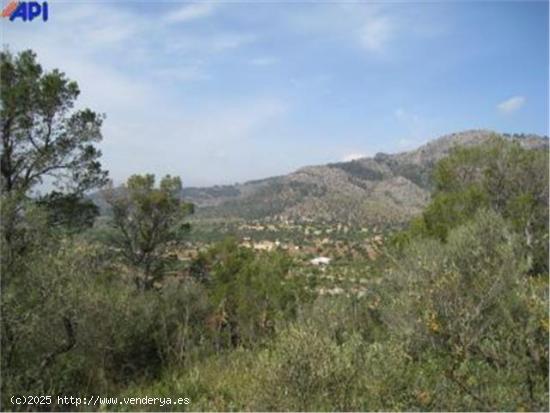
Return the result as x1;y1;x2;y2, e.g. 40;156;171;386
3;1;548;186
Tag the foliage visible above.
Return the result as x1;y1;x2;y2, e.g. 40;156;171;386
414;137;548;273
36;191;99;231
0;212;211;409
103;174;193;290
256;324;366;411
0;48;108;278
191;238;308;348
0;49;108;196
382;210;548;410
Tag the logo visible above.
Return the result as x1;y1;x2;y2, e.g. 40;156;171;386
1;1;49;21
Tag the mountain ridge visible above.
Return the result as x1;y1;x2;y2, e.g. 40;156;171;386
182;130;548;224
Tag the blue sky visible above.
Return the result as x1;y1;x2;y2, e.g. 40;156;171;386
3;0;549;186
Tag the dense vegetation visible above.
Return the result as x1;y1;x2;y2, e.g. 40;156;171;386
1;50;548;411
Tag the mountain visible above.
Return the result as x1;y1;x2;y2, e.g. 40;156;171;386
182;130;548;225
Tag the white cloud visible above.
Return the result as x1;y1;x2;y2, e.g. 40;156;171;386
104;98;289;186
285;4;397;54
497;96;526;114
342;153;368;162
211;33;256;51
359;15;393;51
153;66;209;83
165;2;217;23
165;33;256;55
250;56;278;66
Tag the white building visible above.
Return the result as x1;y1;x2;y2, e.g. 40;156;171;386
310;256;331;266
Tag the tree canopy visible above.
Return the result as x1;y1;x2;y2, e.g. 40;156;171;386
0;49;108;196
411;136;548;273
104;174;193;290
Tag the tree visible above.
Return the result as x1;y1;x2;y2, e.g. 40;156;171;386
192;238;306;348
383;210;548;411
104;174;193;290
417;136;548;273
36;191;99;231
1;49;108;196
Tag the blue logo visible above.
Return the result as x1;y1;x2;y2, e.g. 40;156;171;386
2;1;49;22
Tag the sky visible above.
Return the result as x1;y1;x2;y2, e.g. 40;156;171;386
2;0;549;187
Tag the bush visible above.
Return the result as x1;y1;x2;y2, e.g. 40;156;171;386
1;209;212;409
192;238;308;349
417;137;548;273
255;324;366;411
381;209;548;410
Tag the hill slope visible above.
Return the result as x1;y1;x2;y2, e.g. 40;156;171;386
183;130;548;225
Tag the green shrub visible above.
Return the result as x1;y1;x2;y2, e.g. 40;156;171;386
382;209;548;410
419;137;548;273
192;238;308;349
255;324;366;411
1;215;212;410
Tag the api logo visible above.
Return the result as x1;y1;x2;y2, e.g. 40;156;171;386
1;1;49;22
